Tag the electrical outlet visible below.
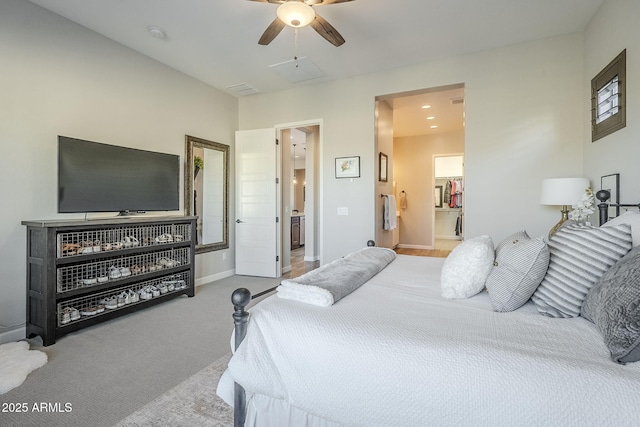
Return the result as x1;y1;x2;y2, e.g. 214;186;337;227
222;252;227;260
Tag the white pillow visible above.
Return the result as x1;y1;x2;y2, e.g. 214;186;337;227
441;235;494;299
603;211;640;246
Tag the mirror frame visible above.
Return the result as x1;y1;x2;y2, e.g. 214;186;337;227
184;135;229;254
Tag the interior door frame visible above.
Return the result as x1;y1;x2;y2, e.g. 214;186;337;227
275;118;324;272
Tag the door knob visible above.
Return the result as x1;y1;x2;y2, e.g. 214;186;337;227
236;219;244;223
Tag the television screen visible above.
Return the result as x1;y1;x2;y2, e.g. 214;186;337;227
58;136;180;214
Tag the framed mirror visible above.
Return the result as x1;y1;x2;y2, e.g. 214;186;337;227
185;135;229;253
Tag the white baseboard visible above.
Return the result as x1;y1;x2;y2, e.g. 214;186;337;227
0;327;26;345
435;235;463;240
195;268;235;287
303;256;319;262
281;265;292;274
396;244;434;250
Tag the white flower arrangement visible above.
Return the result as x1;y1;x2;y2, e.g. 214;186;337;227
569;187;595;223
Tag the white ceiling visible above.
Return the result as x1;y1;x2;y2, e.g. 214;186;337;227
383;86;466;138
28;0;604;98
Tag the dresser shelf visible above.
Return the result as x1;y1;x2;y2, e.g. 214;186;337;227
22;216;197;346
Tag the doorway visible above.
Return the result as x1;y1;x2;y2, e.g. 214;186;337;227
434;154;464;251
278;122;321;277
235;120;322;279
375;84;465;252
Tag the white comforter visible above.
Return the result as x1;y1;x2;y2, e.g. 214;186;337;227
224;255;640;426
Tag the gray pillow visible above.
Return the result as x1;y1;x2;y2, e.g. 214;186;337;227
581;244;640;364
486;234;549;312
531;223;632;318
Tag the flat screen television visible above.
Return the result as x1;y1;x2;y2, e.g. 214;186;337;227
58;136;180;214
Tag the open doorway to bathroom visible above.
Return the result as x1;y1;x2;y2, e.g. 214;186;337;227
280;124;321;278
375;83;465;257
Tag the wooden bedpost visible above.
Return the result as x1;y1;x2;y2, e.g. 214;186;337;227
232;287;251;427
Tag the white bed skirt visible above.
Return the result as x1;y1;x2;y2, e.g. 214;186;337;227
246;394;342;427
218;370;342;427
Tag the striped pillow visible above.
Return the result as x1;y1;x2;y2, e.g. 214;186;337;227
493;230;529;255
531;223;632;318
486;234;549;312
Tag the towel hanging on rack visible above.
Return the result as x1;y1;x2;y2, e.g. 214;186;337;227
399;191;407;210
383;195;397;230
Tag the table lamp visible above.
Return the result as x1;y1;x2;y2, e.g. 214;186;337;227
540;177;590;237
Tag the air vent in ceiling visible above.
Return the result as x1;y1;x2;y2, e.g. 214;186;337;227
269;57;326;83
226;83;261;96
450;97;464;105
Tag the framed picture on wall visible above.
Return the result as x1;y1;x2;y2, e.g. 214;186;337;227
379;152;388;182
335;156;360;178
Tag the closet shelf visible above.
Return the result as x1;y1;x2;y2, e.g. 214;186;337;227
436;208;462;212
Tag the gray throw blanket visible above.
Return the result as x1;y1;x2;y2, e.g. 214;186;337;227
277;247;396;306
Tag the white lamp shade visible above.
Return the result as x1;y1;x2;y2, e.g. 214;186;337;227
540;178;590;205
277;1;316;28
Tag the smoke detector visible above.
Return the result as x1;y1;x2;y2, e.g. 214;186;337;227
147;26;166;39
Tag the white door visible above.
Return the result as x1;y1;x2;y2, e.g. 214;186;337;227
235;128;279;277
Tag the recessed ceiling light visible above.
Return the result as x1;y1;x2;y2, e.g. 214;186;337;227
430;125;438;129
426;116;435;120
421;104;431;109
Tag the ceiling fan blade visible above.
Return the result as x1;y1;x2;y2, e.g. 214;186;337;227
309;13;345;46
312;0;354;4
258;17;286;45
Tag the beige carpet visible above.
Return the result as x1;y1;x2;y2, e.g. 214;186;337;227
115;353;233;427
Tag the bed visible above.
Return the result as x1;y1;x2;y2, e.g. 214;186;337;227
217;192;640;426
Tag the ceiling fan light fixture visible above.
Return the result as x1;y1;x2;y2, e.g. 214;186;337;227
277;1;316;28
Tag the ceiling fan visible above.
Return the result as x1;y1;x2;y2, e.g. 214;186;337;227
249;0;353;47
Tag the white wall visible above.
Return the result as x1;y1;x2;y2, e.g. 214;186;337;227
0;0;238;342
239;33;585;264
583;0;640;204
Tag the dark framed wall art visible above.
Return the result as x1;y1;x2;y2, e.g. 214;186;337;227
379;152;388;182
435;185;443;208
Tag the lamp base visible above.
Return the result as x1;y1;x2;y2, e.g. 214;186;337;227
548;205;570;239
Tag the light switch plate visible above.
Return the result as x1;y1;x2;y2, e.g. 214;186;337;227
337;207;348;216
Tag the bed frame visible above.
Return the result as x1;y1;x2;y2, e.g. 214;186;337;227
597;189;640;225
229;195;636;426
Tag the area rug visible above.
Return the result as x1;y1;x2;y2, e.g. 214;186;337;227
114;353;233;427
0;341;48;395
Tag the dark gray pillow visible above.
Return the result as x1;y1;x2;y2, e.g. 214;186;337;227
581;244;640;364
